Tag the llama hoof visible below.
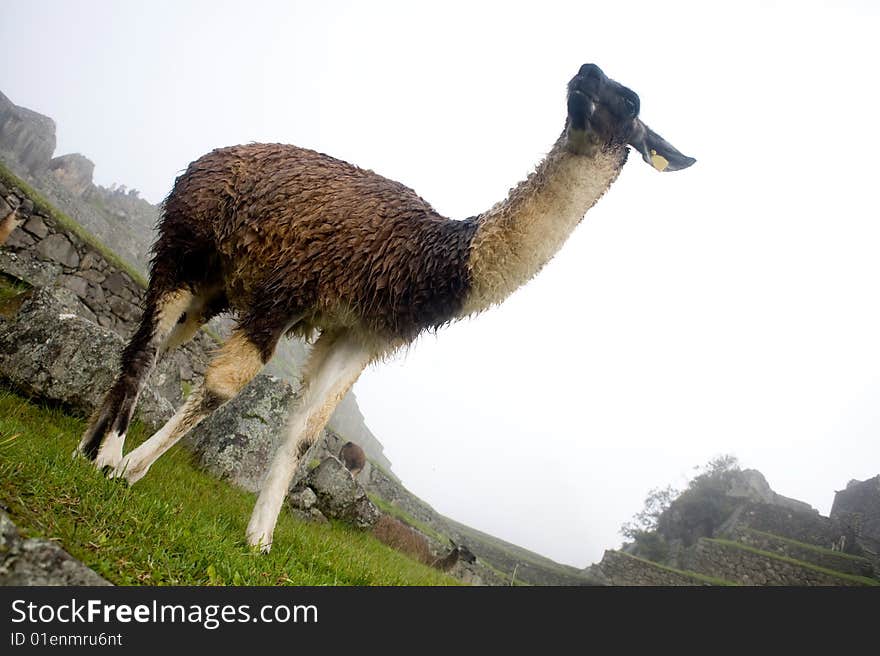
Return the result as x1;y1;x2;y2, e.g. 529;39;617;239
108;459;147;485
246;531;273;554
93;449;123;472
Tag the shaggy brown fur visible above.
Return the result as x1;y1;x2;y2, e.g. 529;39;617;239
339;441;366;478
158;144;479;357
430;543;477;572
0;210;21;245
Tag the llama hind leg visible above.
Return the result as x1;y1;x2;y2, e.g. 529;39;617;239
111;330;268;484
78;287;194;469
246;330;376;552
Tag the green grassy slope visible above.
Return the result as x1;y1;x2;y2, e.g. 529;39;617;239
0;388;457;586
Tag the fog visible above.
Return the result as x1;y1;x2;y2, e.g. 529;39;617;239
3;0;879;566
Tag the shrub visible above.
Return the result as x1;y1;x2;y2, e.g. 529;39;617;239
371;514;433;565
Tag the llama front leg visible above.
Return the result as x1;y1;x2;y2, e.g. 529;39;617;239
79;288;194;469
111;331;266;484
246;331;375;552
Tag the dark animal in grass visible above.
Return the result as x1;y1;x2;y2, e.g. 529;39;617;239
338;441;366;479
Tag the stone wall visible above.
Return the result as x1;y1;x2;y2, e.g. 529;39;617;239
831;476;880;544
681;539;873;586
730;527;873;578
0;180;212;406
734;501;842;549
593;550;713;586
2;182;145;335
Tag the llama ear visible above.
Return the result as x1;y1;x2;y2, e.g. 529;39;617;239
628;119;696;172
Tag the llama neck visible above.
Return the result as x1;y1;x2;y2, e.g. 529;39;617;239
459;134;627;317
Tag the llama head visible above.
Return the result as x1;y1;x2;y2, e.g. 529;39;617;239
566;63;695;172
454;543;477;565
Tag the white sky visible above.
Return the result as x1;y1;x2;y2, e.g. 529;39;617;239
3;0;879;568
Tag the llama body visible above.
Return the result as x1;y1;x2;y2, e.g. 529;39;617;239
77;63;694;551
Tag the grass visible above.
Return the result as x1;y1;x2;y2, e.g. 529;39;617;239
0;272;30;314
707;539;879;586
0;162;149;288
0;388;458;586
741;528;874;564
618;552;739;586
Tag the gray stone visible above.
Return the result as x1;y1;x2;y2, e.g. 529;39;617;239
59;274;90;298
4;228;34;249
79;268;105;284
289;487;318;511
295;456;380;529
48;153;95;197
184;373;296;493
83;281;106;311
0;511;111;586
0;92;56;174
0;287;173;428
47;285;98;325
103;271;128;296
0;195;11;220
79;251;102;271
35;233;80;268
177;354;193;381
21;214;49;238
108;294;138;322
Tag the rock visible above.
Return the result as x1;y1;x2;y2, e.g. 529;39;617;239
59;274;90;298
0;286;173;428
726;469;816;514
0;195;11;220
103;271;129;296
4;228;34;249
21;214;49;238
289;487;318;511
0;511;111;586
79;268;105;284
35;233;80;268
108;294;138;322
0;90;56;174
294;456;380;529
184;373;296;493
47;153;95;197
177;354;193;381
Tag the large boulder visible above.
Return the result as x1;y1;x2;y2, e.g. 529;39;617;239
0;511;110;586
725;469;816;514
184;373;296;493
0;90;56;174
0;286;173;427
290;456;380;529
47;153;95;198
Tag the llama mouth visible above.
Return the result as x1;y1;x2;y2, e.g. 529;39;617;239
627;118;696;172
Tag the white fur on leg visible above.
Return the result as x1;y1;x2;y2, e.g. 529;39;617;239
93;431;125;470
246;333;375;551
109;401;193;484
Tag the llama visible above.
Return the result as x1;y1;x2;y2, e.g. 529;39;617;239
0;209;21;245
339;441;366;479
431;542;477;572
371;516;475;573
76;63;694;551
